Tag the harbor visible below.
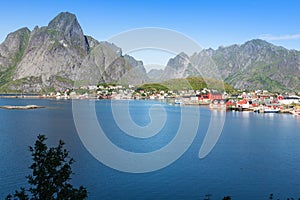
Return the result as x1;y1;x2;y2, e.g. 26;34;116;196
1;84;300;116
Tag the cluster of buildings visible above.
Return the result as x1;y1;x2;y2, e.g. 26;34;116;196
209;90;300;115
44;85;300;115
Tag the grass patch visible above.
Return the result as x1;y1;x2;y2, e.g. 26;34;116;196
137;77;236;93
53;75;74;85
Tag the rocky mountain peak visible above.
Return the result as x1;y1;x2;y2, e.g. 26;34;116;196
178;52;189;58
48;12;78;31
1;27;30;52
241;39;284;54
47;12;87;52
244;39;271;47
166;52;190;70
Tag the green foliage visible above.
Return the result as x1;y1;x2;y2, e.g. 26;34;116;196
54;75;75;85
15;30;30;63
6;188;28;200
0;76;42;93
163;77;204;91
236;59;295;92
137;77;235;93
97;83;120;88
97;83;109;88
226;69;287;93
75;88;89;95
136;83;169;93
0;66;16;87
73;80;92;88
166;77;235;93
0;29;30;88
248;73;286;92
41;86;56;94
6;135;87;200
46;29;59;37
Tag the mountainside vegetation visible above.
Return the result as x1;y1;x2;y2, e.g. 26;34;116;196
1;12;300;93
0;12;148;93
155;39;300;92
138;77;236;93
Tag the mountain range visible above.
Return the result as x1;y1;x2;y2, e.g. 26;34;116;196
0;12;148;92
0;12;299;93
154;39;300;92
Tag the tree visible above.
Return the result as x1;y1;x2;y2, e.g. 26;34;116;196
7;134;87;200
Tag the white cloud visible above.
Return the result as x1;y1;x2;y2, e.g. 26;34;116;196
259;34;300;41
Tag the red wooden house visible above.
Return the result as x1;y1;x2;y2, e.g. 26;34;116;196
198;92;223;101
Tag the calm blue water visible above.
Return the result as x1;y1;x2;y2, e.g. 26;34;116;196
1;98;300;199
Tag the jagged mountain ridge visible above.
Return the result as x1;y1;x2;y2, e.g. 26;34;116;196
0;12;148;92
1;12;300;93
153;39;300;92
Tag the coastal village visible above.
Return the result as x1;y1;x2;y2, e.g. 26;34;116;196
6;83;299;116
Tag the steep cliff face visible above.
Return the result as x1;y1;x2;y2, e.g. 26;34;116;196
13;12;90;87
0;27;30;86
0;12;148;92
162;39;300;92
47;12;88;52
0;27;30;71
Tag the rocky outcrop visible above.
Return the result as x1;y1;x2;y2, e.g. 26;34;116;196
0;27;30;71
0;105;45;110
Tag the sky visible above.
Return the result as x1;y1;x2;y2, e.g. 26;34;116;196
1;0;300;70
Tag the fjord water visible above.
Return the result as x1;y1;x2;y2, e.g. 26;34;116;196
1;99;300;199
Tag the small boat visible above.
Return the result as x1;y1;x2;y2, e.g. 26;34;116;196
263;107;280;113
174;99;182;105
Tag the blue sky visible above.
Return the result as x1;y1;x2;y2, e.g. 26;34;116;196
1;0;300;68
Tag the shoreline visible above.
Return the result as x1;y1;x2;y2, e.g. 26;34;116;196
0;94;45;99
0;95;299;116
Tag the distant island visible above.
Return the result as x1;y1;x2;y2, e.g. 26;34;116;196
0;105;45;110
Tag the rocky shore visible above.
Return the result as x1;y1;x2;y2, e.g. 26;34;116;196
0;105;45;110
